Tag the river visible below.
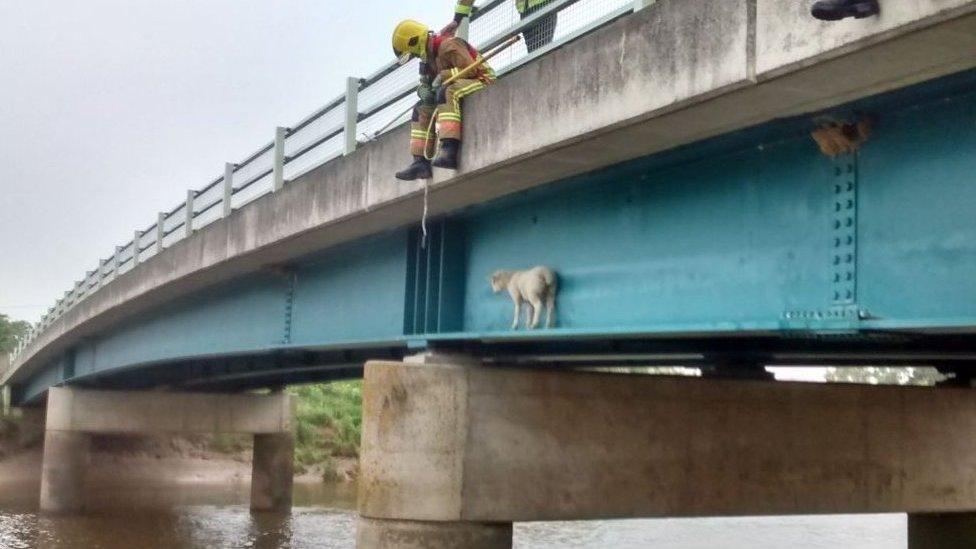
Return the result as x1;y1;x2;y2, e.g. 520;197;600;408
0;479;908;548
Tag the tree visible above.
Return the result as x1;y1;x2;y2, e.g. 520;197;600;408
825;366;946;386
0;314;31;354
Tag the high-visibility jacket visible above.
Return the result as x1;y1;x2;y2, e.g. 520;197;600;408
516;0;552;14
454;0;475;20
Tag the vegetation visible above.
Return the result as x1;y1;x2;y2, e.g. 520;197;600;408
0;314;31;354
288;381;363;481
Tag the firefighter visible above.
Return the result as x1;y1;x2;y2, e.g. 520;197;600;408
392;2;496;181
811;0;880;20
517;0;557;53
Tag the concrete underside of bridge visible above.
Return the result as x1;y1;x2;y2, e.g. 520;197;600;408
37;387;295;514
359;358;976;548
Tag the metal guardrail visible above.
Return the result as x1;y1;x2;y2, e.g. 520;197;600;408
9;0;650;364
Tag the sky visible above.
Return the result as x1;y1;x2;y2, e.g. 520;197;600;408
0;0;450;323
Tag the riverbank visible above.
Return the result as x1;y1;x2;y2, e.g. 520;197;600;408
0;436;358;489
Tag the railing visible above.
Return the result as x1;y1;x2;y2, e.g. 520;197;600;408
9;0;651;365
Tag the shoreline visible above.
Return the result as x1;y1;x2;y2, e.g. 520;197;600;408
0;442;358;511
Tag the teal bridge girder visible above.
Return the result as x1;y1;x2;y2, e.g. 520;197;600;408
12;68;976;405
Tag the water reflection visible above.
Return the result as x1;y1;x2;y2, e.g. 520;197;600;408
0;480;906;549
0;479;359;549
2;506;357;549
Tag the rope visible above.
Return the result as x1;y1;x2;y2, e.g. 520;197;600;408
423;112;439;161
421;176;430;249
416;36;522;248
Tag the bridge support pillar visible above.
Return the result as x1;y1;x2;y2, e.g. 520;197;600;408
909;513;976;549
251;432;295;512
40;430;90;514
38;387;294;514
359;357;976;545
357;518;512;549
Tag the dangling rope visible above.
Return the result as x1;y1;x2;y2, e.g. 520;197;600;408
421;113;437;249
416;35;522;249
421;176;430;249
423;112;439;161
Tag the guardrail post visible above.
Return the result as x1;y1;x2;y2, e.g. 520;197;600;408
633;0;655;11
66;282;77;308
185;190;195;237
223;163;235;217
55;292;66;317
112;246;123;281
156;212;166;253
96;259;107;289
133;231;142;268
344;77;360;156
83;271;94;298
273;127;287;192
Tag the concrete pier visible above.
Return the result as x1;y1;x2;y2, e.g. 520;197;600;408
359;359;976;548
39;430;90;513
38;387;294;513
357;518;512;549
251;433;295;512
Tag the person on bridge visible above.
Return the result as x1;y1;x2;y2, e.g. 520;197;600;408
392;1;496;181
811;0;880;20
517;0;557;53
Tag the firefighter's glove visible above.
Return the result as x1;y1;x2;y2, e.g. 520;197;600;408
417;82;436;105
431;74;445;89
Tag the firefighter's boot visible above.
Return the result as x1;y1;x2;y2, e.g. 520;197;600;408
395;156;433;181
811;0;879;21
432;139;460;170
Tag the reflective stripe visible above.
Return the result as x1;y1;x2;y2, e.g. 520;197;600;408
457;81;484;93
516;0;550;13
455;3;473;15
454;82;485;99
436;120;462;137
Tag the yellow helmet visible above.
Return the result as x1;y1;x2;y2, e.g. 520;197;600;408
392;19;430;65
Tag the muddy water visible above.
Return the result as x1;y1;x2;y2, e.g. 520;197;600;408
0;481;907;548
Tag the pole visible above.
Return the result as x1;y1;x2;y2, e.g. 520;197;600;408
223;163;235;218
273;127;287;192
344;77;361;155
184;190;195;237
133;231;142;268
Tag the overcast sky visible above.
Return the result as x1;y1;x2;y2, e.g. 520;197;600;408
0;0;455;323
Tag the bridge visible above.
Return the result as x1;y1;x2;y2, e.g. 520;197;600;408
5;0;976;546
